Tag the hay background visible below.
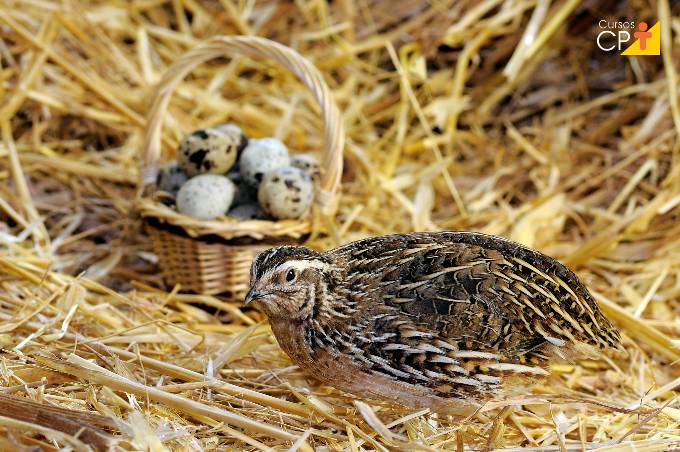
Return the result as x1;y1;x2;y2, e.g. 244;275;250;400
0;0;679;450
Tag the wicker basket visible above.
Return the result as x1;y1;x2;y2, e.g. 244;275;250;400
137;36;344;298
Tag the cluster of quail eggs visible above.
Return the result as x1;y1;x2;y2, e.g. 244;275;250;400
155;124;320;222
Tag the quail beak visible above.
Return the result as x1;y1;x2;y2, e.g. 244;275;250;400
243;287;267;306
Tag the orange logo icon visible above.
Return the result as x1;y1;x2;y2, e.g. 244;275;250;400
621;21;660;55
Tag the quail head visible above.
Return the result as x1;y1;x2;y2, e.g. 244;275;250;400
244;232;623;415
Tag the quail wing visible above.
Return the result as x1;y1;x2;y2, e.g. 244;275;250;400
330;232;622;397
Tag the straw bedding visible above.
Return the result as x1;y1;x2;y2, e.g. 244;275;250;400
0;0;679;450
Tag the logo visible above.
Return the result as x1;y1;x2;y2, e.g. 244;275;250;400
621;22;660;55
596;20;660;56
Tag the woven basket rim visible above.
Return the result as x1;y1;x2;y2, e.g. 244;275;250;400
140;199;312;241
137;35;344;240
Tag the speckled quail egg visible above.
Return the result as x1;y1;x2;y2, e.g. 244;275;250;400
156;160;188;196
215;122;245;138
176;175;235;221
291;153;321;182
215;123;248;158
239;138;290;187
258;166;314;220
228;203;269;221
178;128;247;177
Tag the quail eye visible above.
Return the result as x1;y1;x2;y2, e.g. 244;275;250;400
285;269;296;282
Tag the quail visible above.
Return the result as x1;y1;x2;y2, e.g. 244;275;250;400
244;232;624;415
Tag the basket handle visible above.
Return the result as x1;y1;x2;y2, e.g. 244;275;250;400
141;35;344;214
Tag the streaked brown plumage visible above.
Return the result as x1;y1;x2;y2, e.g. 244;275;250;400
244;232;623;414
